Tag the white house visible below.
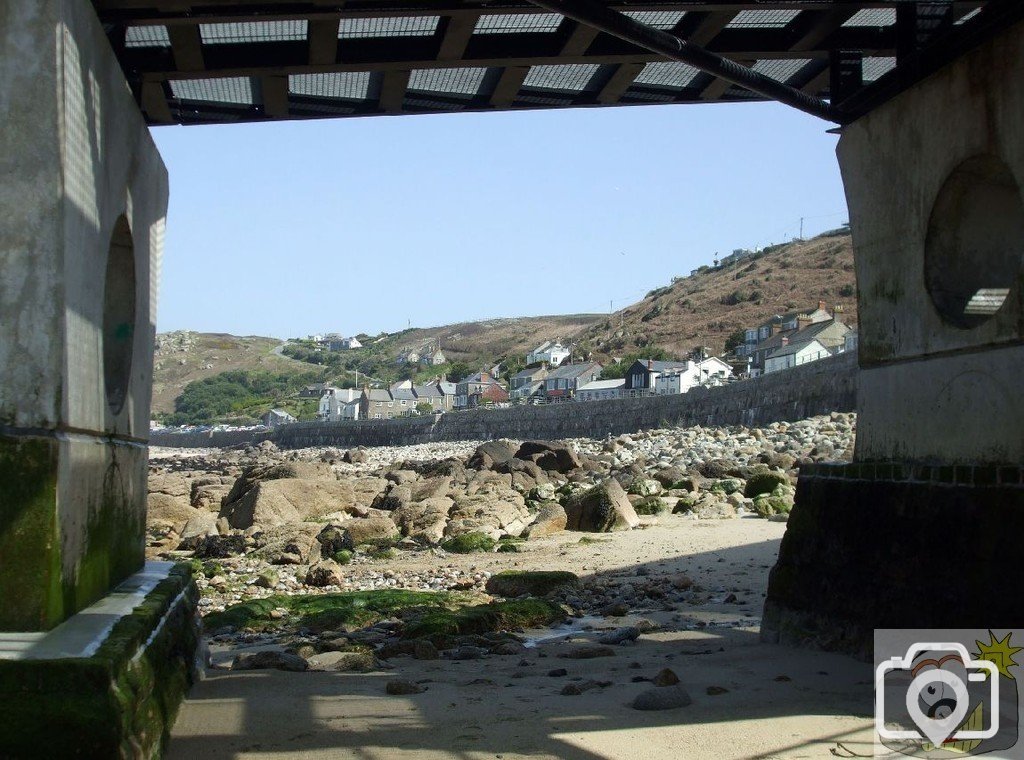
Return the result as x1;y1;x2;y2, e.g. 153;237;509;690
262;408;296;427
318;387;361;421
576;378;625;402
527;341;570;367
764;338;831;374
654;357;734;395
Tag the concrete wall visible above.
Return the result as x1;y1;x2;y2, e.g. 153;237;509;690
152;351;857;450
0;0;166;630
839;18;1024;465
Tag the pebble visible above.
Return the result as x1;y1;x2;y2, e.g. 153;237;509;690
386;680;426;695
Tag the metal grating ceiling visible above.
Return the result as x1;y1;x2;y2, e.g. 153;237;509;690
634;61;701;89
621;11;686;30
524;63;601;92
94;0;1002;127
125;25;170;47
408;67;489;97
338;16;440;38
842;8;897;27
517;94;575;106
200;21;308;44
862;56;897;81
726;10;801;29
751;58;810;84
474;13;564;34
405;97;467;110
289;72;371;100
170;77;253;104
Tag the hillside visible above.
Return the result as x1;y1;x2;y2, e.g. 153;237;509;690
577;232;857;362
152;332;312;417
152;232;856;424
384;314;604;367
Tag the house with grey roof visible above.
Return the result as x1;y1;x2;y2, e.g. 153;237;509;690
359;388;396;420
543;362;602;402
510;366;549;401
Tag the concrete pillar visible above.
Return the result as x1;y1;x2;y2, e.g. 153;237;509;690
1;4;199;755
762;19;1024;656
0;0;167;631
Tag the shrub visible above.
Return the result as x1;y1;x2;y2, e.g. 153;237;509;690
333;550;353;565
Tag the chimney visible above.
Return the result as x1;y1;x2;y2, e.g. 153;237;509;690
770;324;780;337
781;336;789;346
796;314;812;330
647;359;653;370
817;299;827;312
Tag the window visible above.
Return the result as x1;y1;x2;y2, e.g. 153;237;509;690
400;400;407;406
388;401;394;407
376;401;382;407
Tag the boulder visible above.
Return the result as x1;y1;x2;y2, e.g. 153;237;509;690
514;441;581;473
466;440;518;470
305;559;344;587
652;467;687;489
562;479;640;532
485;570;579;597
257;523;323;565
372;484;412;512
306;651;378;672
336;516;400;546
523;502;568;539
219;474;387;530
147;492;196;533
192;534;246;559
316;524;355;556
232;651;308;672
178;512;219;545
393;497;453;544
343;448;367;464
743;470;789;498
446;483;531;539
628;479;662;497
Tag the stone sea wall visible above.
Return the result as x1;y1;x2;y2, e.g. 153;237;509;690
151;351;858;450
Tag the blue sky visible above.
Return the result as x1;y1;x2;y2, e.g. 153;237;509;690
152;100;848;338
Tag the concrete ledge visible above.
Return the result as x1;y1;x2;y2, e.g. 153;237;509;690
0;562;200;758
761;466;1024;659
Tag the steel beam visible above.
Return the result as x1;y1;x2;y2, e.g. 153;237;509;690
523;0;843;122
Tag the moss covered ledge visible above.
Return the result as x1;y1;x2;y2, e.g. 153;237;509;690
0;563;200;759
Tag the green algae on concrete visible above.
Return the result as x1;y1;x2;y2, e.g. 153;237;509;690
0;564;200;759
62;447;147;623
0;436;63;631
0;435;147;632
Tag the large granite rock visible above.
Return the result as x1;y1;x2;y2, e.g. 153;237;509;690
562;479;640;532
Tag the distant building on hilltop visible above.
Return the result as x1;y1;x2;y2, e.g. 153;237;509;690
527;341;570;367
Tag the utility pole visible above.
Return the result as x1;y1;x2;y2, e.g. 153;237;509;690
799;217;804;240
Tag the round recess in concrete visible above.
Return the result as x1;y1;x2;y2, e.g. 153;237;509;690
924;154;1024;330
103;215;136;415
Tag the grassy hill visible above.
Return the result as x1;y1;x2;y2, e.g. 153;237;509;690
153;231;857;424
576;231;857;363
